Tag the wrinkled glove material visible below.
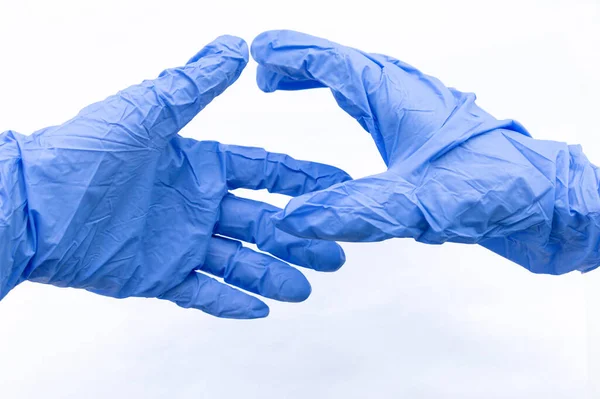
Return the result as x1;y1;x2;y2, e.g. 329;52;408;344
252;30;600;275
0;35;349;318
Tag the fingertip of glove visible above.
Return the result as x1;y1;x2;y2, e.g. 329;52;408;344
273;206;346;272
215;35;250;63
332;244;346;271
255;65;280;93
278;274;312;302
249;300;270;318
271;202;306;235
271;209;292;233
188;35;249;66
334;169;353;184
250;30;280;63
307;241;346;272
229;296;269;319
312;164;353;186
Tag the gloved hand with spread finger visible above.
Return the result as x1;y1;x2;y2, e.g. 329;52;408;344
0;35;349;319
252;30;600;275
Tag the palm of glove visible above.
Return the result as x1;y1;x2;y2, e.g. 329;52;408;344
2;35;348;318
253;30;600;274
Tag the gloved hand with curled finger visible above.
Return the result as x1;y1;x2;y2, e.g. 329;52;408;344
252;30;600;275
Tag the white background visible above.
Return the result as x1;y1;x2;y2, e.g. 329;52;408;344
0;0;599;398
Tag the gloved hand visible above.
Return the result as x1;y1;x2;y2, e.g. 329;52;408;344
251;30;600;275
0;35;349;319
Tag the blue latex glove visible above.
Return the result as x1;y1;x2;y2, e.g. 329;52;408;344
0;35;350;319
252;30;600;275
